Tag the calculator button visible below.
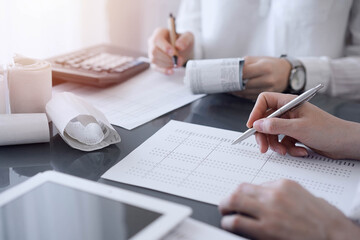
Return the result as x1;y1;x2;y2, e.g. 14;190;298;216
70;63;81;68
81;65;91;70
55;58;66;64
92;67;103;72
112;67;125;73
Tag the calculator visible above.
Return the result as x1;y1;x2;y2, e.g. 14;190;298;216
48;45;150;87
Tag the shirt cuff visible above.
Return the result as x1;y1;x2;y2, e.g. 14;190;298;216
297;57;332;94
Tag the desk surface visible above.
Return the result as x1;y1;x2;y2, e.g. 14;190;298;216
0;92;360;229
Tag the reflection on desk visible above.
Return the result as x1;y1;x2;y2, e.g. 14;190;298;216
0;134;120;193
50;134;121;181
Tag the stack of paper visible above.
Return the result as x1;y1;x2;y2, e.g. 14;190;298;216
53;69;205;130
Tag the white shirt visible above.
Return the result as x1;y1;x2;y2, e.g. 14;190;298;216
176;0;360;99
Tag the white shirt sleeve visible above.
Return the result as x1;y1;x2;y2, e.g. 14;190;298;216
176;0;203;59
299;0;360;100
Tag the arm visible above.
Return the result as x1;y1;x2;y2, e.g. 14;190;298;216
299;0;360;99
247;92;360;160
147;0;201;75
176;0;202;59
236;1;360;100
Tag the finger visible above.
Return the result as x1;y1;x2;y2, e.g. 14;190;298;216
153;28;176;56
267;134;286;155
149;47;173;67
255;132;269;153
246;92;297;128
176;55;185;68
253;118;297;136
281;136;308;157
219;183;265;215
243;61;264;79
175;32;194;51
219;194;261;217
243;56;259;65
151;57;174;69
152;65;174;75
221;215;260;239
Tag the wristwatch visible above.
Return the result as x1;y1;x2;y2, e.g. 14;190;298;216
281;55;306;94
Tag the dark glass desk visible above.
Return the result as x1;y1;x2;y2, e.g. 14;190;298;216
0;93;359;229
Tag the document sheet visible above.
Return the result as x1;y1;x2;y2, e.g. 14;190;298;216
53;69;205;130
102;121;360;215
163;218;244;240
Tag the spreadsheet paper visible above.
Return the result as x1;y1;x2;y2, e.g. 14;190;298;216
52;69;205;130
102;120;360;215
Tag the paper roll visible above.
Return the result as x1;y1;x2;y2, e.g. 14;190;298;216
184;58;245;94
46;92;121;151
8;55;52;113
0;74;5;114
0;113;50;146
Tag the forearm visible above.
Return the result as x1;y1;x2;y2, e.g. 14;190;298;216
299;56;360;100
340;119;360;160
176;0;202;59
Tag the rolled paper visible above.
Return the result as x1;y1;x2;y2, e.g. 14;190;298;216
46;92;121;152
184;58;245;94
8;55;52;113
0;74;5;114
0;113;50;146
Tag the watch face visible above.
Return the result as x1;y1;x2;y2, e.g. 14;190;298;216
290;68;305;91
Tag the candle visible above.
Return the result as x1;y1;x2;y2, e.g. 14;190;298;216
8;55;52;113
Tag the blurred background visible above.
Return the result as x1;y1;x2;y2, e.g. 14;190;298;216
0;0;181;60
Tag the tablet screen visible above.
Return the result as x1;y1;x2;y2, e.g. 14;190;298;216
0;182;162;240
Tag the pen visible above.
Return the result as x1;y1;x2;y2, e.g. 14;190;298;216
232;84;324;145
168;13;178;67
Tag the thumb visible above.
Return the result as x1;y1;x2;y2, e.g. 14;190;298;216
175;32;194;51
253;118;296;136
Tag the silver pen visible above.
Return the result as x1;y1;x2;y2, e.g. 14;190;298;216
232;84;324;145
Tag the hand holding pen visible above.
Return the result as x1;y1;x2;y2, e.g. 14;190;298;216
147;13;194;75
230;85;358;159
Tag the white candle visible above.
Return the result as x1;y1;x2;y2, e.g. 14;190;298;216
8;55;52;113
0;74;5;114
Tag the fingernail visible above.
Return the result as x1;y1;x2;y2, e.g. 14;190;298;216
221;216;236;230
253;119;264;132
300;149;308;157
166;69;174;75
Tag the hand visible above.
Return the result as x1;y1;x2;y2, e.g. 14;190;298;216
148;28;194;75
233;56;291;100
219;180;360;240
247;92;360;160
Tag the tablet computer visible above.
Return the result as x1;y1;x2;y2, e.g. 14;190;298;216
0;171;191;240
